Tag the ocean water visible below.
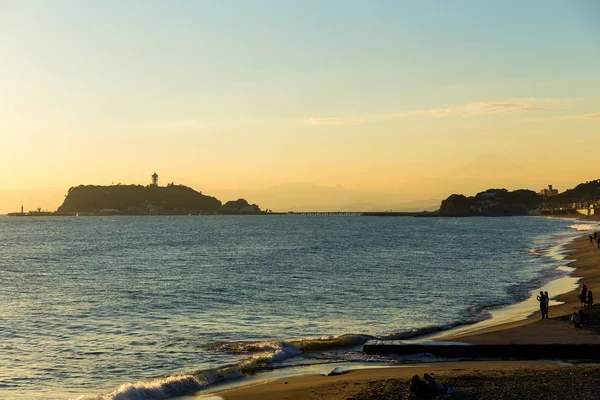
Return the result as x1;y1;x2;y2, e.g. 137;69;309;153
0;215;596;399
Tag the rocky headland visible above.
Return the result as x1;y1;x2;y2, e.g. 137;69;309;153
438;179;600;217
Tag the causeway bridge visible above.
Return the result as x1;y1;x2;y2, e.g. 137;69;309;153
285;211;425;216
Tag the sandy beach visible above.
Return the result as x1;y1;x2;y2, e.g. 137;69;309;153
195;231;600;400
438;232;600;344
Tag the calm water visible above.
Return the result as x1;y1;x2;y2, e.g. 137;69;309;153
0;216;593;399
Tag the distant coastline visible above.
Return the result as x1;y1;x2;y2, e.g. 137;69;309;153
7;178;599;218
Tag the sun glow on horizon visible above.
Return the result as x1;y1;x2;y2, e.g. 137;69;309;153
1;1;599;213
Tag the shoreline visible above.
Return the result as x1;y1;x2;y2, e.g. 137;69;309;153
428;221;585;340
437;230;599;343
191;227;600;400
191;361;600;400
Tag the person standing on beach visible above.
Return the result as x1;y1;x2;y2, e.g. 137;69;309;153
544;291;550;318
580;285;588;307
590;235;594;244
536;291;546;319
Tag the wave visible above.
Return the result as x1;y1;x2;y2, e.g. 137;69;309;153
73;308;544;400
569;223;599;231
74;375;209;400
73;329;457;400
291;334;375;352
75;339;305;400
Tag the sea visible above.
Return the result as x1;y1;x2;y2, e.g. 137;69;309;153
1;215;598;400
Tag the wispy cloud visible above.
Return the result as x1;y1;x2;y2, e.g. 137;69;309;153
141;118;281;133
304;98;568;126
569;112;600;120
460;102;537;115
304;117;365;126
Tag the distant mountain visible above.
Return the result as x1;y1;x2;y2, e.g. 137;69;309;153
208;182;439;212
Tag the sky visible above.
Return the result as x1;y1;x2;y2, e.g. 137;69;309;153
1;0;599;213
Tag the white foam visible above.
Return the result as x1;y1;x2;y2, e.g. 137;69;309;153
74;375;208;400
236;341;302;371
569;223;599;231
216;340;299;355
556;265;576;272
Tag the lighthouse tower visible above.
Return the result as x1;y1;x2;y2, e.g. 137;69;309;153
151;172;158;187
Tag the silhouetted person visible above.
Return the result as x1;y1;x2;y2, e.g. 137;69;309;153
588;290;594;307
590;235;594;244
536;291;546;319
571;312;581;328
594;231;598;240
579;285;588;307
578;310;591;326
410;375;432;399
423;373;442;397
544;291;550;318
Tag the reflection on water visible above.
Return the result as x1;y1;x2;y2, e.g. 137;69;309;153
0;216;594;399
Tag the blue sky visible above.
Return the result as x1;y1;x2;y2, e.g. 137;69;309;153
1;1;599;212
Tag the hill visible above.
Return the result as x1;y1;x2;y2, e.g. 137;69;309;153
57;184;224;215
438;179;600;216
549;180;600;205
439;188;542;216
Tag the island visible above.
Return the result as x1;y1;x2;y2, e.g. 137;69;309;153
40;174;265;216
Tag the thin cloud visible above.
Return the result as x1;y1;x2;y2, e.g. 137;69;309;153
461;102;537;115
304;99;565;126
142;118;280;133
303;117;365;126
533;112;600;122
570;113;600;120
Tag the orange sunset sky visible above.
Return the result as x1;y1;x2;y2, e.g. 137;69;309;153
1;1;599;213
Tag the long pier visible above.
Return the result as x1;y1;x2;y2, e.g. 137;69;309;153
286;211;364;215
286;211;426;216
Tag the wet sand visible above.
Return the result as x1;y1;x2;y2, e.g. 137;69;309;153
194;232;600;399
201;361;600;400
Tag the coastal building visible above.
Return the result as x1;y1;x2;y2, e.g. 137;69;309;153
538;185;558;197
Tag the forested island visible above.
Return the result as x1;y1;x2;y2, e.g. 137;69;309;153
52;184;263;216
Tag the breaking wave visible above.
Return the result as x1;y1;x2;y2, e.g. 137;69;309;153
74;375;209;400
72;328;464;400
569;223;599;231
